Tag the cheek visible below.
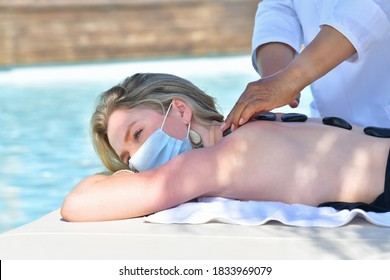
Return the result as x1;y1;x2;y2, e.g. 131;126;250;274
106;132;121;156
165;121;187;140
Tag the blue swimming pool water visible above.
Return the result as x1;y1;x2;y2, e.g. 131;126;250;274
0;55;313;233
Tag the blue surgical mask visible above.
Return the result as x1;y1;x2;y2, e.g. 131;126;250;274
128;103;192;172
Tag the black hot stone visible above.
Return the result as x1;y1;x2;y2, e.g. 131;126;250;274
255;112;277;121
222;127;232;137
322;116;352;130
281;113;308;122
363;126;390;138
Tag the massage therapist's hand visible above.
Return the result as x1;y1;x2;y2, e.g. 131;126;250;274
221;25;358;132
222;72;302;131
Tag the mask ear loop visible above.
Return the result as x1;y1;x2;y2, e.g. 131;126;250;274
161;102;173;130
186;122;191;138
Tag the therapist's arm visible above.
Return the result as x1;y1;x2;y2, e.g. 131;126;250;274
282;25;357;94
256;42;298;107
223;25;357;130
256;42;296;78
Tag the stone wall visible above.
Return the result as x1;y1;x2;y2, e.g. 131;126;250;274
0;0;259;66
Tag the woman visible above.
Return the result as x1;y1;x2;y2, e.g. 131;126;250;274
61;73;390;222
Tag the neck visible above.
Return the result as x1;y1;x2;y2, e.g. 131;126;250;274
191;121;223;148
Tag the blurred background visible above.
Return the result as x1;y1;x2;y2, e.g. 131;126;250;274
0;0;258;66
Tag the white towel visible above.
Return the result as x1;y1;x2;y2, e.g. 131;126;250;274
145;197;390;227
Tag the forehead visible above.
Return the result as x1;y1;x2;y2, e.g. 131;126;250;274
108;106;161;126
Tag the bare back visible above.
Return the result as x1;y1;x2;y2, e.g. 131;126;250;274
212;120;390;206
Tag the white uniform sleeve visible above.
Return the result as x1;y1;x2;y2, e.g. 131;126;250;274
251;0;303;72
317;0;390;62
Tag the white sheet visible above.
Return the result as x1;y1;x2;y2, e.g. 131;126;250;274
145;197;390;227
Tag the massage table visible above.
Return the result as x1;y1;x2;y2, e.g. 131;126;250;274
1;208;390;259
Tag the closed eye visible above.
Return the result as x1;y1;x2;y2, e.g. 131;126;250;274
133;129;142;142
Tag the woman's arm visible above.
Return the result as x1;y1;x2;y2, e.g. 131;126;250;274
61;172;164;222
61;141;234;222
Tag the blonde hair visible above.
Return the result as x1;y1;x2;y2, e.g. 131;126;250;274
91;73;224;172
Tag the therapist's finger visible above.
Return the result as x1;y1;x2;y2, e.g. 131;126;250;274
289;93;301;108
224;95;271;132
289;99;299;108
238;99;276;126
223;99;247;132
222;78;280;132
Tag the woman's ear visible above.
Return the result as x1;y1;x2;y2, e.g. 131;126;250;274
171;99;193;125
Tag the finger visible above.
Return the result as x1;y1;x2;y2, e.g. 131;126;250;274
223;94;246;131
226;94;271;129
222;109;234;132
239;101;267;126
289;99;299;108
224;102;246;131
288;94;301;108
223;80;263;131
219;121;228;132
